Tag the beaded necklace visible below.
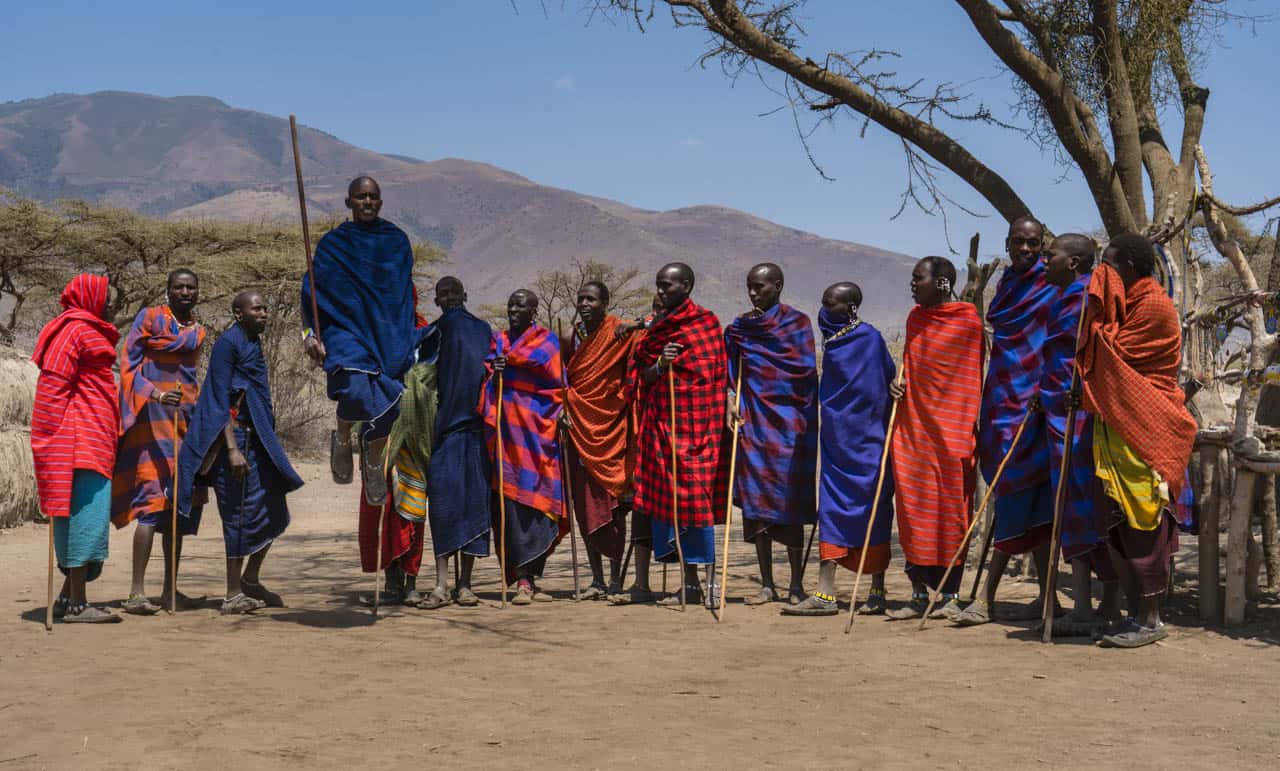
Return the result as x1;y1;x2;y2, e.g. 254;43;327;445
825;317;862;342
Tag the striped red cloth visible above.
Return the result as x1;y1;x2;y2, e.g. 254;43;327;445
629;298;728;529
892;301;985;567
30;274;121;519
1078;266;1196;497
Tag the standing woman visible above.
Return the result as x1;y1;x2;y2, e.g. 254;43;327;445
31;273;123;623
111;269;206;614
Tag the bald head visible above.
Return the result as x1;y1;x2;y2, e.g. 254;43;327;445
506;288;538;337
747;262;784;312
232;290;268;337
1044;233;1096;288
348;176;380;196
656;262;695;311
821;281;862;321
435;275;466;311
232;289;262;313
346;176;383;224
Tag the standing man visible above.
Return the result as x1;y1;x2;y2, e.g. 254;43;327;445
618;263;727;607
784;282;896;617
1078;233;1197;648
178;291;304;614
482;290;567;605
888;257;985;620
724;263;818;606
112;269;207;615
564;281;635;599
955;217;1061;626
419;277;492;608
1039;234;1121;636
301;176;427;597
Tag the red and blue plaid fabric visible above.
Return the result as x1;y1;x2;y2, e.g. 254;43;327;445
629;298;728;528
724;303;818;524
978;259;1059;496
479;324;564;517
1040;274;1101;557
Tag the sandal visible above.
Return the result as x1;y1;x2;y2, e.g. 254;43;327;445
220;593;266;615
1098;622;1168;649
886;594;929;620
657;585;704;607
787;587;807;606
63;604;123;624
929;597;964;620
123;594;161;616
856;589;887;615
575;584;608;601
454;587;480;607
53;595;71;620
951;600;992;627
240;578;284;608
512;583;533;606
330;430;353;485
361;440;388;507
608;586;655;606
780;593;839;616
743;586;780;606
416;586;452;610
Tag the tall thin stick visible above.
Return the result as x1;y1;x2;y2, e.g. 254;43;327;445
556;319;582;600
497;371;508;608
1041;306;1091;642
45;517;54;632
968;511;996;602
845;370;903;633
289;115;320;339
668;367;686;611
716;354;745;621
918;410;1033;630
169;407;181;615
799;523;817;584
372;441;390;620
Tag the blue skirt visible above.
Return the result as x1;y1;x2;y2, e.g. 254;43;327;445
209;426;291;559
652;520;715;565
54;470;111;581
427;429;491;557
328;368;401;440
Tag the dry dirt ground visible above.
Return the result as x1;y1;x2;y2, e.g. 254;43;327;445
2;462;1278;770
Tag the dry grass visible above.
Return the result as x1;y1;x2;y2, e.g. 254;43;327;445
0;344;38;527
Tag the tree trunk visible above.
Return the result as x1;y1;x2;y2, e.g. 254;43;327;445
1196;444;1221;621
1225;465;1254;625
1264;477;1280;591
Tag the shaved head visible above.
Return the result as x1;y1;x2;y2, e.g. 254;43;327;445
436;276;464;294
658;262;695;290
825;281;862;308
508;288;539;309
232;289;263;313
749;262;784;283
1052;233;1096;269
348;176;380;196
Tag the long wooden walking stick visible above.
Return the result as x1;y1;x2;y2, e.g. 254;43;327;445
1041;307;1091;642
372;440;392;620
668;366;687;611
618;540;634;587
289;115;320;340
968;510;996;602
169;407;181;615
496;370;509;608
716;354;745;621
556;319;582;600
918;409;1033;630
845;370;904;633
799;523;817;584
45;517;54;631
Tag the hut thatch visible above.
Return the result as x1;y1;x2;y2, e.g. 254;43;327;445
0;345;40;527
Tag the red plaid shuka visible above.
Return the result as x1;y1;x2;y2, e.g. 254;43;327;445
629;298;728;528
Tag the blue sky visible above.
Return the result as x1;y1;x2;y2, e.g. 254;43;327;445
5;1;1277;259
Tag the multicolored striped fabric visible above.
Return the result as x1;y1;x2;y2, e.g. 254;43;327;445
629;298;728;529
1040;273;1102;558
111;305;206;528
724;303;818;525
815;309;896;572
892;301;984;567
479;324;565;517
979;259;1058;496
31;274;120;519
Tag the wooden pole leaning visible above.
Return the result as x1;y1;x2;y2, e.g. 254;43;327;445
668;366;687;611
716;354;745;621
497;371;508;608
46;517;54;632
968;510;996;602
1041;307;1091;642
845;370;903;633
169;407;181;615
288;115;320;339
918;410;1033;631
372;439;393;620
556;319;582;600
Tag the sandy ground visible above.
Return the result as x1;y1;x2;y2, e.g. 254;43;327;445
1;462;1278;770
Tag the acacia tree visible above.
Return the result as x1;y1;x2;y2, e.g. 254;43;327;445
481;257;650;332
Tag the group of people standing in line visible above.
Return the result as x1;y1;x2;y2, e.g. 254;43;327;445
30;175;1197;648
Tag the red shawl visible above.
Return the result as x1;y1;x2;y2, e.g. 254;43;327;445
629;298;728;528
565;315;634;498
30;274;121;518
893;301;984;566
1077;266;1196;496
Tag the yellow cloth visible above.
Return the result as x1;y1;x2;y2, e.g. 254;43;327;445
393;447;428;523
1093;419;1168;531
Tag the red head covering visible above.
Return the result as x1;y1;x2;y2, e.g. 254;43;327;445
32;273;118;367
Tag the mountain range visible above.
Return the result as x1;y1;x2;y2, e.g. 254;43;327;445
0;90;916;330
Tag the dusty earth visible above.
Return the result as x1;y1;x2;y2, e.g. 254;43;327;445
1;462;1278;770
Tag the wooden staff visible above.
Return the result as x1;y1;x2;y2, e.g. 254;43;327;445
668;366;687;611
799;523;817;584
918;409;1033;630
1041;306;1091;642
497;370;509;608
288;115;320;340
556;319;582;600
169;407;181;615
845;369;904;633
45;517;54;631
967;510;996;602
372;440;391;620
716;354;745;621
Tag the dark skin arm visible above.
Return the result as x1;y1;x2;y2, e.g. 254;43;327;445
641;342;683;384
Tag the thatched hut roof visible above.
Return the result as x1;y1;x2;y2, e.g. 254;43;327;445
0;344;39;527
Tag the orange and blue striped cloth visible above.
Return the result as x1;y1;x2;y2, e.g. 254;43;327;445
479;324;565;518
892;301;985;568
111;305;205;529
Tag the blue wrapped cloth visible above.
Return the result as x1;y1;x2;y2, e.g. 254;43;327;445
301;219;423;426
815;309;896;551
177;324;303;536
